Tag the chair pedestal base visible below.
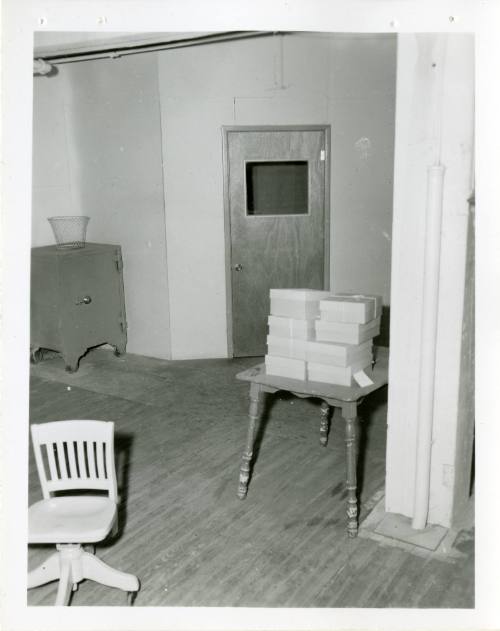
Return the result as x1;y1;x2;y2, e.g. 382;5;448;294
28;544;140;606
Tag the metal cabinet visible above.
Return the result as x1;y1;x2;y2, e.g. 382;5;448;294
31;243;127;372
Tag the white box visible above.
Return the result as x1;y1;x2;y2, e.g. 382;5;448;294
265;355;306;380
306;340;372;367
268;315;316;341
270;288;332;319
319;294;383;324
315;317;381;345
307;357;373;386
267;335;308;360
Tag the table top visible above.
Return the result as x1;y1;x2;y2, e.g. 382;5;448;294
236;347;388;403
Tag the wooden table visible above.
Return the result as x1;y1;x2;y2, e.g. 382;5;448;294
236;347;389;537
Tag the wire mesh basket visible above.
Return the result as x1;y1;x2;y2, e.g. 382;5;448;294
48;216;90;249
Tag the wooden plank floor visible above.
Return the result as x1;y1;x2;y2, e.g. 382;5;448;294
27;348;474;608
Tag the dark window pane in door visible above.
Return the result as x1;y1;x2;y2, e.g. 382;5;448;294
246;161;308;215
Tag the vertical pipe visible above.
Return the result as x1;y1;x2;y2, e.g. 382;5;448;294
412;164;445;530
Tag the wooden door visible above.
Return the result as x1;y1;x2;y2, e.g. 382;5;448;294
224;126;330;357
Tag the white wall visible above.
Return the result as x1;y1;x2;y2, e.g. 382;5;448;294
158;33;396;358
158;34;330;359
32;53;172;359
31;32;396;360
32;68;74;245
386;34;474;527
329;35;396;304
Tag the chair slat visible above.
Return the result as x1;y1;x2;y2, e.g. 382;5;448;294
87;441;97;481
46;442;59;481
76;440;87;478
56;441;68;479
67;440;78;478
33;442;50;499
102;442;109;479
96;441;105;479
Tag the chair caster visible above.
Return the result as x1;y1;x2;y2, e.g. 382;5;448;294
127;590;138;606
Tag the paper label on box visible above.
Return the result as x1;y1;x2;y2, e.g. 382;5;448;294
353;370;374;387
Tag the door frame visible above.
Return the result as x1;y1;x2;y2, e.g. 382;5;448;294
222;124;331;357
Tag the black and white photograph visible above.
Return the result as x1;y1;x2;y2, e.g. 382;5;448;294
1;1;499;631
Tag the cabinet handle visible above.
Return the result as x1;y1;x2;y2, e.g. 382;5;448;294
75;295;92;305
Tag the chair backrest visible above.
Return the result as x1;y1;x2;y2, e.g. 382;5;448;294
31;420;118;501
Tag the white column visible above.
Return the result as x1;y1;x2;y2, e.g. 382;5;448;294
386;34;474;527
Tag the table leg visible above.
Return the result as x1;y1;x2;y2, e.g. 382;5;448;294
237;382;261;499
319;401;330;446
342;402;359;537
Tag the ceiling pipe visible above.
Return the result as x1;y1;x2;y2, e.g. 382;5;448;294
33;58;53;75
34;30;280;66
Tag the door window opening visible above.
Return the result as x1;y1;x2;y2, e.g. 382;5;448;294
245;160;309;216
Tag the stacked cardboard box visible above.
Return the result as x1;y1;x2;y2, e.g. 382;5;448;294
311;294;382;385
265;289;331;380
264;289;382;386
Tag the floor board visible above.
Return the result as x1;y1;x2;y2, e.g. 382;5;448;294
27;348;474;608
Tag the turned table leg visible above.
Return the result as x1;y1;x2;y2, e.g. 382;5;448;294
319;401;330;446
237;382;261;499
342;402;359;537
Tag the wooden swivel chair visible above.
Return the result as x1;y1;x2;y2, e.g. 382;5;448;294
28;420;140;606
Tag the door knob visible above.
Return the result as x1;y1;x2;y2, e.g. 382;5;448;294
75;295;92;305
234;263;243;272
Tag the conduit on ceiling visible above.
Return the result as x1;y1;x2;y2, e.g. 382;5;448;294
35;31;281;65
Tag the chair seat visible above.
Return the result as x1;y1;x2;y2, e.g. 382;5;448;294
29;496;117;544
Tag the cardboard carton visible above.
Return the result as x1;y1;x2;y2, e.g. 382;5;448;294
319;294;383;324
267;335;308;360
306;339;372;367
265;355;306;380
267;315;316;340
315;317;381;345
307;358;373;386
270;288;332;320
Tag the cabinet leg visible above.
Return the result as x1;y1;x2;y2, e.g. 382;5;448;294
110;335;126;357
342;402;359;538
237;382;261;499
113;344;126;357
62;352;81;373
